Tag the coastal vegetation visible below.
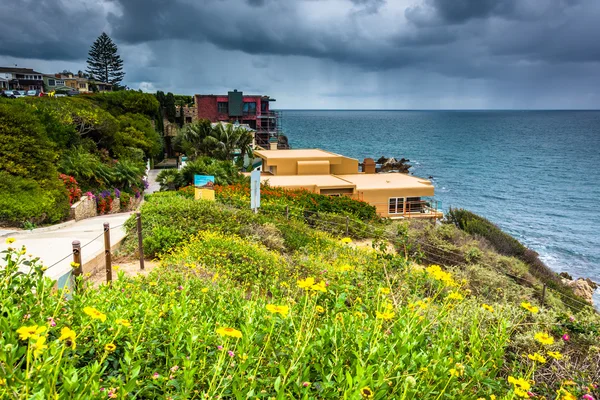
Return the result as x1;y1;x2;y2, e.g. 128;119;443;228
0;92;161;226
2;189;598;398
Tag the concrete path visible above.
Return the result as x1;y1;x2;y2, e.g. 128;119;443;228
0;212;133;285
146;169;161;195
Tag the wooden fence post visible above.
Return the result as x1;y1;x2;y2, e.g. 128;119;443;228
541;284;546;306
286;205;289;220
137;212;145;270
104;222;112;283
72;240;82;292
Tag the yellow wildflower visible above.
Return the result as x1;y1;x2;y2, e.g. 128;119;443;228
376;311;395;320
83;307;107;322
316;306;325;313
521;302;540;314
508;376;531;391
360;386;373;398
297;277;315;290
266;304;289;317
216;327;243;338
514;388;530;398
16;325;46;341
59;327;77;349
528;353;546;363
481;304;494;313
426;265;457;286
379;287;391;294
547;351;563;360
201;288;209;293
116;319;131;327
562;380;576;386
70;262;80;269
5;237;15;244
556;388;577;400
534;332;554;345
447;292;464;301
340;237;352;244
32;335;47;358
311;281;327;292
104;343;116;352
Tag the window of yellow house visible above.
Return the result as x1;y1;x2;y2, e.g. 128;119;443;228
388;197;404;214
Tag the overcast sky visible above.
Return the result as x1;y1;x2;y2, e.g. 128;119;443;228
1;0;599;109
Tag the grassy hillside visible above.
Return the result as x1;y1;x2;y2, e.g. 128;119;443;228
1;191;598;399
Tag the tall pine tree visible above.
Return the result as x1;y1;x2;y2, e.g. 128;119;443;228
86;32;125;87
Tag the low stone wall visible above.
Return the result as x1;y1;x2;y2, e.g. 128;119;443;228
110;198;121;214
70;196;97;221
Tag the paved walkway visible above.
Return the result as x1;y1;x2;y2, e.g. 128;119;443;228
0;212;133;284
146;169;161;194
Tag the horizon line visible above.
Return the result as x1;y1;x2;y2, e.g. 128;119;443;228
274;108;600;111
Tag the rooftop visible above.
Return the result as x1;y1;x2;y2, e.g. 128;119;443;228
255;149;347;160
260;174;355;189
336;173;434;191
0;67;43;74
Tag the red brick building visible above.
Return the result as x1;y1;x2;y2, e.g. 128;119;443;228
195;90;281;148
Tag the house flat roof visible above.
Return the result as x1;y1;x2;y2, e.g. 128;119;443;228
335;173;434;191
260;174;355;189
255;149;346;160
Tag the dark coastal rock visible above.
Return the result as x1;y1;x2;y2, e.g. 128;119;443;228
375;156;411;173
559;272;573;280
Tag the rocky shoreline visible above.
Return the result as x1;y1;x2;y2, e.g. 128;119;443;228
559;272;599;306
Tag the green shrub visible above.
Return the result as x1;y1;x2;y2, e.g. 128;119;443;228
0;172;69;225
0;102;59;181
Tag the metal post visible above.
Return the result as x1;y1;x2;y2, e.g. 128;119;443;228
104;222;112;283
72;240;82;292
345;216;349;236
541;284;546;306
137;212;145;270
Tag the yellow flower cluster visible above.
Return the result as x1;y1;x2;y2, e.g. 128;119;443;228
447;292;464;301
297;277;327;292
481;304;494;313
521;302;540;314
83;307;107;322
16;325;48;358
216;327;243;338
527;353;546;363
266;304;289;317
376;311;395;320
426;265;457;287
59;327;77;349
534;332;554;345
449;363;465;377
508;376;531;398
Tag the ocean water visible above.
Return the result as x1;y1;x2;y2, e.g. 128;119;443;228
281;110;600;304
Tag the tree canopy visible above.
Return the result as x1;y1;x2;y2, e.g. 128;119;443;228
86;32;125;87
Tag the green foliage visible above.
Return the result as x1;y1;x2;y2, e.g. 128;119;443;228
165;92;176;123
86;32;125;86
90;91;160;118
177;119;254;161
58;148;114;191
0;102;59;181
0;172;69;225
112;159;145;190
115;113;162;158
445;208;576;306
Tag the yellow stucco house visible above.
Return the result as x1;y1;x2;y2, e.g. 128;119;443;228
255;149;442;219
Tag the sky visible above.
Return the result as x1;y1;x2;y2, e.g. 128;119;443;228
1;0;599;109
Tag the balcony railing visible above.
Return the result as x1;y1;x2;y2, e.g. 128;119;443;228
367;199;443;219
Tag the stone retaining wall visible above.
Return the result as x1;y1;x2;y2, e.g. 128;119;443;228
70;196;97;221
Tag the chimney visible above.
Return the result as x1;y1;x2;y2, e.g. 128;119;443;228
269;136;278;151
363;158;376;174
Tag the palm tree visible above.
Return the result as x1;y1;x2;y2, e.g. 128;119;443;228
179;119;213;159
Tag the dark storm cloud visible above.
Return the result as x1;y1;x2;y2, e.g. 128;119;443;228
0;0;106;61
105;0;600;76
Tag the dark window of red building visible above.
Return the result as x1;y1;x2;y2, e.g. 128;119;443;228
261;101;268;112
243;102;256;115
217;102;228;114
